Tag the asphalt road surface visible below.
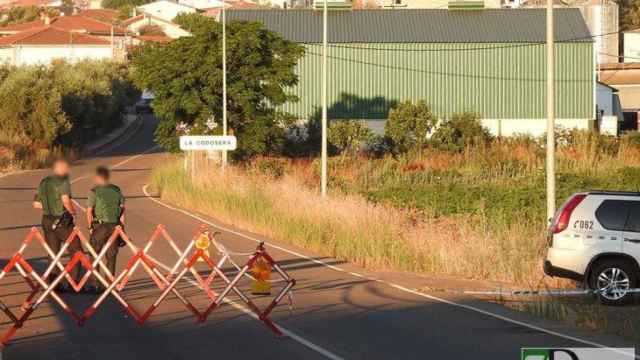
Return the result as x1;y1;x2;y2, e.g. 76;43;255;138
0;116;636;360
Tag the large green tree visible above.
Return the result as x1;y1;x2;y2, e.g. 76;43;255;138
619;0;640;31
131;14;305;157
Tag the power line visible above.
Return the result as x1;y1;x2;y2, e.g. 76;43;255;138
598;51;640;61
324;29;622;53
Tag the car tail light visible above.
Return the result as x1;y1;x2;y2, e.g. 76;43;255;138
550;194;587;234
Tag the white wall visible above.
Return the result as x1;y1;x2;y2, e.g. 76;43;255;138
0;47;14;65
137;1;197;22
362;118;594;137
624;32;640;63
481;118;594;137
128;17;190;38
12;45;113;66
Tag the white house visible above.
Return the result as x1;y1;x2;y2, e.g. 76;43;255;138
136;0;198;22
596;81;624;134
624;29;640;63
0;26;114;66
179;0;226;10
124;13;190;38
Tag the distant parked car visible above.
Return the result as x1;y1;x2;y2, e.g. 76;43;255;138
544;191;640;305
135;99;152;114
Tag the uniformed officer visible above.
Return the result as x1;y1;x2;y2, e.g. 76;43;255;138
33;159;79;290
86;166;125;293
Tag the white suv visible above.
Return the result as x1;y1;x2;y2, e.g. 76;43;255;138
544;191;640;305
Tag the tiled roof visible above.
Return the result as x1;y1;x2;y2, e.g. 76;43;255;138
0;26;111;46
50;15;127;35
0;19;46;32
0;15;127;35
225;8;593;44
123;14;145;25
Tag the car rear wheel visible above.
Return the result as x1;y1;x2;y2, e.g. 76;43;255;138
590;259;638;306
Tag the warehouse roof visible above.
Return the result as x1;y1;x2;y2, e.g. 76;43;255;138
225;8;592;43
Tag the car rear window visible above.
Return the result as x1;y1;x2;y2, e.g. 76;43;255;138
595;200;632;231
624;202;640;233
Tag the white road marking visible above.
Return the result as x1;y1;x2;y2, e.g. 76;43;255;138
68;146;345;360
70;146;160;185
142;184;636;355
0;170;32;179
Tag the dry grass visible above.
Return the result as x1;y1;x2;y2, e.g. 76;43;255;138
153;131;640;287
155;155;565;286
502;296;640;341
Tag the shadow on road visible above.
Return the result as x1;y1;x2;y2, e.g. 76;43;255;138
0;225;41;232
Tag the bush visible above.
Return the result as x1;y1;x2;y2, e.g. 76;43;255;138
138;24;165;36
621;131;640;147
430;112;491;152
255;158;286;179
385;101;437;154
0;67;69;145
102;0;154;9
0;6;43;26
0;61;138;159
365;134;391;158
328;120;373;157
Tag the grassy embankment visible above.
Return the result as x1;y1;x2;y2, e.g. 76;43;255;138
152;131;640;287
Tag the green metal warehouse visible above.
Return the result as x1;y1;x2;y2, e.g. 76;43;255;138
226;8;595;136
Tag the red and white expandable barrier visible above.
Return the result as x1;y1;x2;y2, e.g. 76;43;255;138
0;224;296;346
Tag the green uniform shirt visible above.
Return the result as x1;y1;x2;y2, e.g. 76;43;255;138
87;184;125;224
35;176;72;217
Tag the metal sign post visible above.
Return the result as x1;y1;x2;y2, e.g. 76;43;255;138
222;0;228;168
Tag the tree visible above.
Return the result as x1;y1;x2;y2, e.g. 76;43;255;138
131;14;305;157
0;61;137;147
619;0;640;31
138;24;165;36
328;120;373;157
60;0;75;16
430;112;491;152
117;5;134;21
101;0;154;10
384;100;437;154
0;6;41;26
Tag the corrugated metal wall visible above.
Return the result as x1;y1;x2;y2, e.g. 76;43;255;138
282;42;594;120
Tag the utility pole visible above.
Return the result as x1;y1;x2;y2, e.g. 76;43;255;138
546;0;555;219
321;0;328;198
222;0;228;168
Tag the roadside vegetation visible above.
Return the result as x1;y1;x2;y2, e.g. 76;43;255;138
0;5;59;26
152;102;640;287
138;16;640;340
0;60;138;171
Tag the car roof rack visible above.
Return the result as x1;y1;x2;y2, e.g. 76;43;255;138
588;190;640;196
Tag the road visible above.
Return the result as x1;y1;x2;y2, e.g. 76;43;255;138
0;116;635;360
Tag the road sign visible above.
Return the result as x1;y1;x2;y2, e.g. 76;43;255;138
179;136;237;151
